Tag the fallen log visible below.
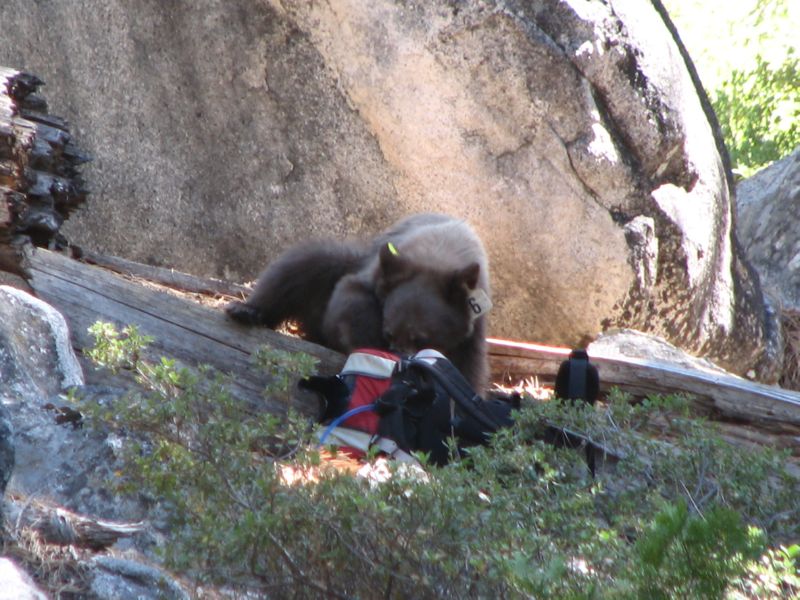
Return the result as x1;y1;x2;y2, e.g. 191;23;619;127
489;338;800;429
79;249;250;299
489;338;800;457
27;248;344;415
25;248;800;458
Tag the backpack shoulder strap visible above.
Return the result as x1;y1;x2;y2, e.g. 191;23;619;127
407;353;505;433
568;354;588;400
555;349;599;405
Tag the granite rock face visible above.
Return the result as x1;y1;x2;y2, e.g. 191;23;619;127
0;287;188;598
89;557;190;600
0;0;402;280
0;285;84;398
0;0;778;378
0;558;48;600
737;146;800;311
0;404;13;506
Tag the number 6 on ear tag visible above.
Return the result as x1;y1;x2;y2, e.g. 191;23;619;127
467;288;492;319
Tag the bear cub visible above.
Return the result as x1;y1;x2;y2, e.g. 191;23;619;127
225;213;491;391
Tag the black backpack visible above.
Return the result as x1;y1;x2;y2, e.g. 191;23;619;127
300;349;517;466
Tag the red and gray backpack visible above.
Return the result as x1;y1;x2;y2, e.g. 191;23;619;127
300;348;517;466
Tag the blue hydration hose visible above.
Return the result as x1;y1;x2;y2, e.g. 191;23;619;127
318;403;376;445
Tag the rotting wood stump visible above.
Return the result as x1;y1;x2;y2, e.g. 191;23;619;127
0;67;90;276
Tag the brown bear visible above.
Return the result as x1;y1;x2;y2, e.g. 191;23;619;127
226;213;491;391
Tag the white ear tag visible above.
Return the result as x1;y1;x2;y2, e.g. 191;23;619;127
467;288;492;319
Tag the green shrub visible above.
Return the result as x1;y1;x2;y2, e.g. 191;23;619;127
712;50;800;177
635;500;765;599
75;323;799;598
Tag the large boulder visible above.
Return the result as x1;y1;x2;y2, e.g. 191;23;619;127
0;559;48;600
0;285;84;397
0;0;778;378
736;146;800;311
0;285;113;517
0;0;401;278
268;0;779;380
89;557;190;600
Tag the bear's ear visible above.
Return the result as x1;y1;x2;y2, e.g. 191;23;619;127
454;262;481;291
377;242;412;295
446;262;480;303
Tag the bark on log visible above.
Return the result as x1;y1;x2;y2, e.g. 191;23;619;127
80;249;250;299
0;67;89;276
490;338;800;457
490;339;800;428
27;248;344;415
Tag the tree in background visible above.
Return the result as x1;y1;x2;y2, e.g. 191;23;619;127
713;50;798;177
665;0;799;176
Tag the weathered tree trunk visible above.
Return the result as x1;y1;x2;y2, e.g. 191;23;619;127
0;67;90;276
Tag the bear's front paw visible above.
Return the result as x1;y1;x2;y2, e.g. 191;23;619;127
225;301;263;325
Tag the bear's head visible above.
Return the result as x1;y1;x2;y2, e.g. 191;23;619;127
376;243;481;355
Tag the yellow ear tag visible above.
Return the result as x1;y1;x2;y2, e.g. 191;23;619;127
387;242;399;256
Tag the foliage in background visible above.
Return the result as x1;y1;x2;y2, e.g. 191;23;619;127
664;0;799;176
713;50;799;177
76;322;800;599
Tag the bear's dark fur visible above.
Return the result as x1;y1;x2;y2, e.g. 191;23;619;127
226;213;491;390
